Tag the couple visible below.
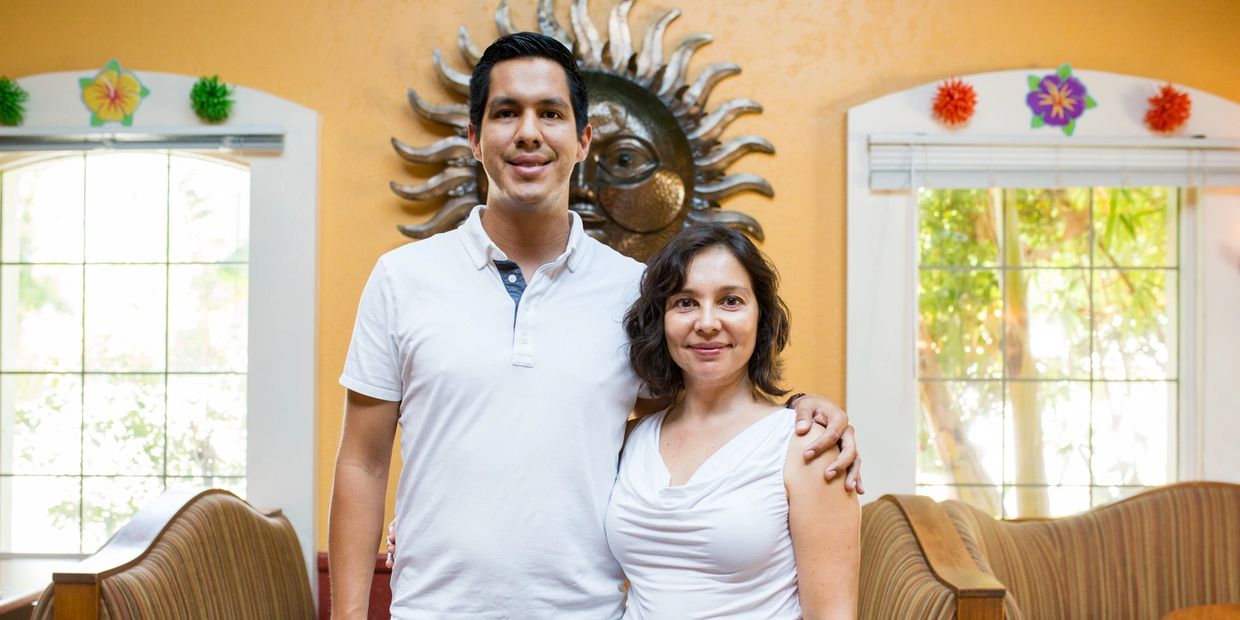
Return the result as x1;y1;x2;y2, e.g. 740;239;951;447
330;31;860;619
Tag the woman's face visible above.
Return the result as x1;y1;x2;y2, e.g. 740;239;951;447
663;245;760;389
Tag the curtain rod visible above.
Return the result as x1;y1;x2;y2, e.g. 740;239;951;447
869;133;1240;151
0;126;284;153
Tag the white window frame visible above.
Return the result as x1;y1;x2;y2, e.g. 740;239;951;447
846;68;1240;502
0;70;318;576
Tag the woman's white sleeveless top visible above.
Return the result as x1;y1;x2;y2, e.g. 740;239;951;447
604;408;801;619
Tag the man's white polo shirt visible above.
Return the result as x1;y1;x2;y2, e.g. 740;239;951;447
341;205;644;619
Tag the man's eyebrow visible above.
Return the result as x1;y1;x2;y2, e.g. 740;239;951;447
487;96;570;110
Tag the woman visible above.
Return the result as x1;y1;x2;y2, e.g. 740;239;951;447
605;223;859;619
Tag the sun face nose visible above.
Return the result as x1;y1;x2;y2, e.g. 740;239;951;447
570;157;605;225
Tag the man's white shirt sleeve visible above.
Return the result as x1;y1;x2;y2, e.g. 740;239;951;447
340;257;403;402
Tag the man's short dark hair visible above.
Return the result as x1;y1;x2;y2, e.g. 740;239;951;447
470;32;589;137
624;224;791;400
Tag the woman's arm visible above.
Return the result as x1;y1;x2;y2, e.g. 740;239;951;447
784;427;861;619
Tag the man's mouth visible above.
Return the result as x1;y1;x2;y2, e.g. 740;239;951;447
508;155;550;175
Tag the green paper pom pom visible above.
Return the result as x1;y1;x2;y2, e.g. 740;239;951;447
0;76;29;127
190;75;234;123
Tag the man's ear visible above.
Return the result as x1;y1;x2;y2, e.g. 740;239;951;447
468;123;482;160
576;123;593;163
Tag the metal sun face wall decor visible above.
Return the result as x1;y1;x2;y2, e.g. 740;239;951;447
392;0;775;261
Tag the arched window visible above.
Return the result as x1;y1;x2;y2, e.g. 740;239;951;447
0;70;317;576
847;69;1240;518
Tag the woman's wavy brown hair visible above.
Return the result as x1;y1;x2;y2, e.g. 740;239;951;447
625;223;790;399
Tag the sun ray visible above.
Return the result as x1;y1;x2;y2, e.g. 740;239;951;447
570;0;603;67
398;197;479;238
391;135;474;165
390;168;478;201
634;9;677;83
695;135;774;171
657;33;712;98
681;63;739;115
407;89;469;132
696;173;774;203
457;26;483;66
686;98;760;143
537;0;574;49
495;0;517;36
686;209;763;241
606;0;634;72
432;49;471;96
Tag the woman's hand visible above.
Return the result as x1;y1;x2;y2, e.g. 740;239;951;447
790;393;864;493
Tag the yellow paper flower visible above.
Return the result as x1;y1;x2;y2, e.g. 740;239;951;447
79;60;150;126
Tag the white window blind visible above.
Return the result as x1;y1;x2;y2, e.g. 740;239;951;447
869;134;1240;190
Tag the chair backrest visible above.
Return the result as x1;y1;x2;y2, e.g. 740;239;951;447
943;482;1240;619
32;489;314;620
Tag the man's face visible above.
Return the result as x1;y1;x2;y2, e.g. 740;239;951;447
468;58;591;212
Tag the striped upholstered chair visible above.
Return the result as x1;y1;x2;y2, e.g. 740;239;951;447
31;489;313;620
860;482;1240;620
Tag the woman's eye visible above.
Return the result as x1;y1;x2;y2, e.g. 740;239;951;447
722;296;743;307
672;298;695;309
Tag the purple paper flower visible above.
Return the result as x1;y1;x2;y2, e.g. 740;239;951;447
1026;75;1087;126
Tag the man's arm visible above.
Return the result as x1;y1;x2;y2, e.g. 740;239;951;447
789;393;864;493
329;390;400;620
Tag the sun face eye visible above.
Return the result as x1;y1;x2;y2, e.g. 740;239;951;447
598;137;659;183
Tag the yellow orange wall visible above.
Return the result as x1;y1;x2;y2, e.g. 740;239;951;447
5;0;1239;550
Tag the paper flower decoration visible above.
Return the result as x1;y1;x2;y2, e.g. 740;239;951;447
932;78;977;126
1145;83;1191;134
0;76;29;126
1026;64;1096;136
190;75;235;123
79;60;150;127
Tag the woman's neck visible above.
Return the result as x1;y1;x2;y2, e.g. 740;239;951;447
674;373;770;423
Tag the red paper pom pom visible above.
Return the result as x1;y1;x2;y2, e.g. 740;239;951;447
1145;84;1191;134
933;78;977;126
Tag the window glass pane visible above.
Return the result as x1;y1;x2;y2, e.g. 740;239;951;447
82;374;164;476
2;156;85;263
84;265;166;372
1092;269;1176;380
169;156;249;263
167;374;246;477
1011;485;1090;518
82;476;165;553
1003;381;1090;485
1091;381;1174;486
167;476;245;499
917;484;1002;517
0;475;82;553
1006;188;1090;267
918;269;1001;378
168;265;247;372
1008;269;1090;379
1091;485;1151;508
1093;187;1177;268
1;374;82;475
918;188;999;267
0;265;83;371
917;380;1003;514
84;153;168;263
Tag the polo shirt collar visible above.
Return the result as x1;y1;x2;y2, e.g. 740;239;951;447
459;204;588;273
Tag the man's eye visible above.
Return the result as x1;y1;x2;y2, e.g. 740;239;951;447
495;110;515;118
542;110;563;119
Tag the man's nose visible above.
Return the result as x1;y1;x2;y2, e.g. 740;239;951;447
514;111;542;146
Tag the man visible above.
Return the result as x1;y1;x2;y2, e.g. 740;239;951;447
329;32;860;619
